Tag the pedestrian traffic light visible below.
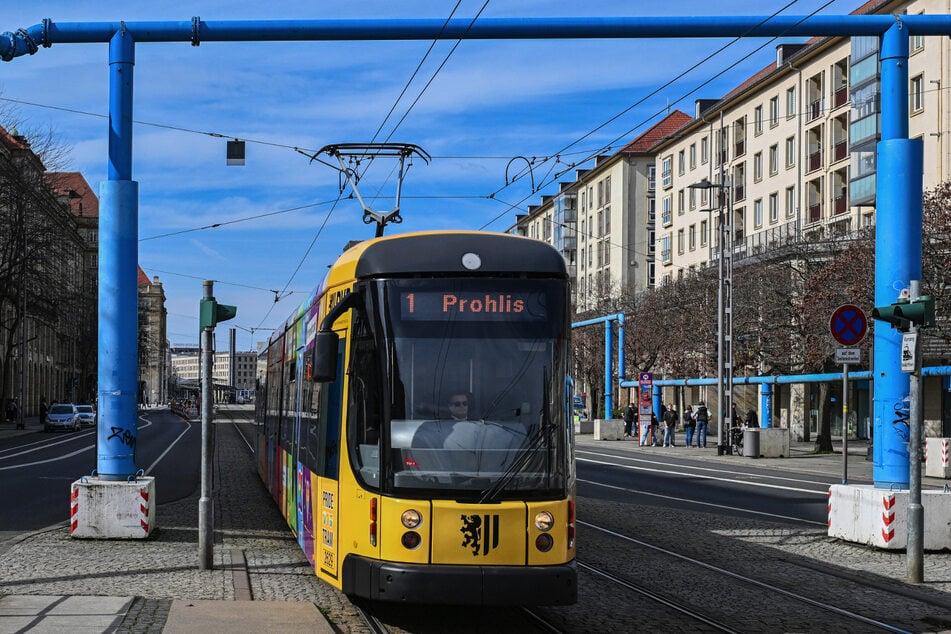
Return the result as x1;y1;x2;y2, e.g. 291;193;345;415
871;295;935;332
199;297;238;330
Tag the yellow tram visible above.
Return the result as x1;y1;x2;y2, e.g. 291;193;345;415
255;230;576;604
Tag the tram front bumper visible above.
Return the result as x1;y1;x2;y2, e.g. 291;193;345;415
342;555;577;605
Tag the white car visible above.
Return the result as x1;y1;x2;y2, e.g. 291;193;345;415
76;404;96;427
45;403;81;432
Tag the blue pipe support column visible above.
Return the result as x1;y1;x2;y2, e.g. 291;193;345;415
652;385;662;423
616;313;625;387
873;23;922;489
760;382;772;429
604;321;613;417
97;28;139;480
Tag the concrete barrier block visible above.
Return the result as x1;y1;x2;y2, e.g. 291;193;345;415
594;419;624;441
828;484;951;550
759;428;789;457
574;418;594;434
925;438;951;479
70;476;156;539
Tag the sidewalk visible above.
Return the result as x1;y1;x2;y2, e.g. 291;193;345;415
0;406;340;633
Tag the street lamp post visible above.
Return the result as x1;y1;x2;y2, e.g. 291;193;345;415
689;177;734;455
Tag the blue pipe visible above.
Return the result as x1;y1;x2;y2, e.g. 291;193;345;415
572;312;624;418
760;383;772;429
7;16;951;59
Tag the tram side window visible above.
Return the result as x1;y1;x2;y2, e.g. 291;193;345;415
281;360;298;456
348;307;383;489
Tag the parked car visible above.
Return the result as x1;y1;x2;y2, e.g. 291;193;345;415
45;403;81;432
76;404;96;427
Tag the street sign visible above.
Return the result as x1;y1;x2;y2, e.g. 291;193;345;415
830;304;868;347
901;333;918;373
835;348;860;364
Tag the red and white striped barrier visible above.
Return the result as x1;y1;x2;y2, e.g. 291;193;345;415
828;484;951;550
69;476;156;539
925;438;951;479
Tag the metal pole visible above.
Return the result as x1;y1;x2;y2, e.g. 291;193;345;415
717;200;725;454
199;280;214;570
842;363;849;484
907;280;923;583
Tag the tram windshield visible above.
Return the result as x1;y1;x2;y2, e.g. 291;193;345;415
348;277;570;500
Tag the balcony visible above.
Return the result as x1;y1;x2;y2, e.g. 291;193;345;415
808;203;822;223
733;185;745;202
808;99;822;122
808;150;822;173
734;139;745;157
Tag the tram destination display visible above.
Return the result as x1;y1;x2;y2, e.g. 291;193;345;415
400;290;548;322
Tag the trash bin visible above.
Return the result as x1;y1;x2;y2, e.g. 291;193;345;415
743;428;760;458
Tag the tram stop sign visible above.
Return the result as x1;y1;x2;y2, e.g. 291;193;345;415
829;304;868;347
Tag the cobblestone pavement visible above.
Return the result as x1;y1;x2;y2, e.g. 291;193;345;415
0;407;370;633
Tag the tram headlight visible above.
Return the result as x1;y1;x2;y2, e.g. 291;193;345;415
401;509;422;529
535;533;554;552
534;511;555;531
401;531;422;550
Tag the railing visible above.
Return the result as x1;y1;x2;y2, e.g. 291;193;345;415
808;99;822;122
833;139;848;162
808;203;822;223
808;150;822;172
834;85;848;109
834;195;848;215
734;139;745;157
734;185;745;202
731;219;802;261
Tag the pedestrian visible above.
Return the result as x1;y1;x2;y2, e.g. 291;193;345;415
694;401;709;448
39;398;48;428
5;398;16;423
662;402;678;447
640;412;657;447
746;408;759;428
683;405;695;447
623;403;635;438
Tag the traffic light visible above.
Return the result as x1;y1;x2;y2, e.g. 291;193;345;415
871;296;935;332
199;297;238;330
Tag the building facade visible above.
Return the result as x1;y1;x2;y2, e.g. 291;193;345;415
510;0;951;436
138;271;168;407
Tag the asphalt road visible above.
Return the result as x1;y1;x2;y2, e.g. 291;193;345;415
0;408;200;534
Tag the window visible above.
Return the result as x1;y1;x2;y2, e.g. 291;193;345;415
753;152;763;182
786;86;796;118
700;219;708;246
648;165;656;190
911;74;924;113
597;211;603;237
597;180;604;207
662;156;673;188
754;198;763;228
605;176;611;205
660;235;671;263
785;186;796;218
769;96;779;127
785;136;796;167
647;229;656;255
648;198;656;223
769;144;779;175
689;187;696;210
688;224;696;250
769;192;778;223
677;228;685;254
647;262;656;288
754;105;763;135
662;195;672;226
678;150;685;176
689;144;696;169
701;137;709;164
678;190;685;215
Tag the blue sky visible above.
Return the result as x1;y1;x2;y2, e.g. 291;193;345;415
0;0;865;351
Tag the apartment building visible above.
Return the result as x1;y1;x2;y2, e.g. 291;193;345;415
171;350;259;393
511;0;950;432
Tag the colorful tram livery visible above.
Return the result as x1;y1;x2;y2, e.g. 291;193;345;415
254;231;577;605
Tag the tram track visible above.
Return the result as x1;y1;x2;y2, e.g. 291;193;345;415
578;519;920;632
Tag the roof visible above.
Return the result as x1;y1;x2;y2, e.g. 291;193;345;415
45;172;100;218
620;110;693;153
138;267;151;286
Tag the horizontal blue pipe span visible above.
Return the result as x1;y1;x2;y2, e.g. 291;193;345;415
620;365;951;389
3;15;950;60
